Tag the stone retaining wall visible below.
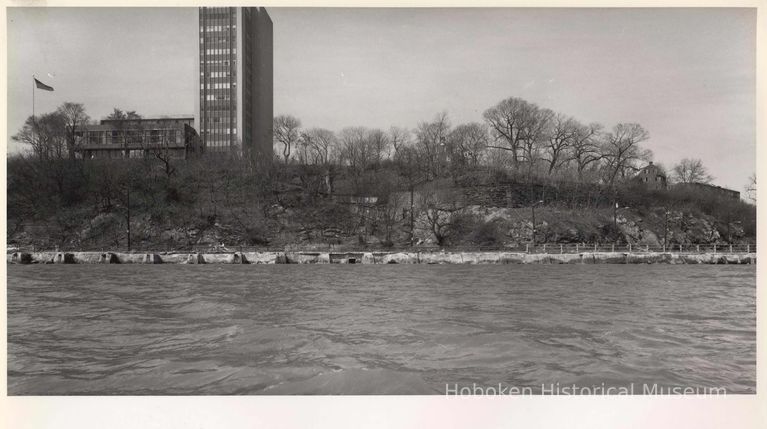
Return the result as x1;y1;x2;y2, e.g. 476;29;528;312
7;251;756;265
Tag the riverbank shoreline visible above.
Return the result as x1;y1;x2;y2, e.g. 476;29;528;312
7;250;756;265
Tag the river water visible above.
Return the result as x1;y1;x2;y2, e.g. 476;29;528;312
7;265;755;395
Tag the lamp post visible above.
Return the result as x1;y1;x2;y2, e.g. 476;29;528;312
126;186;131;252
663;207;669;252
730;219;742;246
409;184;415;247
726;210;733;244
531;200;544;246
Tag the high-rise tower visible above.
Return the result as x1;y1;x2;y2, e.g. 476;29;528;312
196;7;273;158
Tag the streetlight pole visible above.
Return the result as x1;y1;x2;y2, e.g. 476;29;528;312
409;184;415;247
531;200;544;247
663;208;669;252
126;186;131;252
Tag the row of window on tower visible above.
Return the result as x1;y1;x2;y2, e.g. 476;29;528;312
200;60;234;67
208;116;235;124
205;93;233;101
200;37;231;44
202;128;237;135
201;24;236;32
201;82;232;89
205;48;236;55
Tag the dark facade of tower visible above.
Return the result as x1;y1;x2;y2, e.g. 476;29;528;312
196;7;273;158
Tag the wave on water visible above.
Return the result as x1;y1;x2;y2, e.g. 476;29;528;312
6;264;756;395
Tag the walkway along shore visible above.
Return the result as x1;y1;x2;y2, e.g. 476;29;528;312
7;250;756;265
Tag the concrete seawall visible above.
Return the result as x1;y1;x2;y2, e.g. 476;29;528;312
7;251;756;265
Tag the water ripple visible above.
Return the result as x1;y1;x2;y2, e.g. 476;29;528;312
7;264;755;394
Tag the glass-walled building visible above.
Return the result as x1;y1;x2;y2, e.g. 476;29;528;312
74;116;202;160
196;7;273;158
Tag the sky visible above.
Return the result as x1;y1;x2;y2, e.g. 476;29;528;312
5;7;756;192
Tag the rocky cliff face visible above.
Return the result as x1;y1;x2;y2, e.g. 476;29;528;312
408;205;745;247
7;202;750;252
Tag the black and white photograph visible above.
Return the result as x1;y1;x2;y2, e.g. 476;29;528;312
3;3;761;421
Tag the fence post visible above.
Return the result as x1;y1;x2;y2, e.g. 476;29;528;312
697;245;700;253
576;243;579;252
594;243;597;252
526;244;529;254
747;244;750;253
560;244;563;254
628;243;632;252
611;244;615;252
543;244;546;253
729;244;733;253
646;245;649;252
714;244;717;253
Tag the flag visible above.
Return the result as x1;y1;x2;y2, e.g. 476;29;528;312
34;78;54;91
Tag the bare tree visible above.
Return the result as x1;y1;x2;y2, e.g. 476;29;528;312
483;97;530;167
87;158;121;211
12;113;68;162
601;123;651;187
389;126;411;156
370;170;404;245
418;186;464;247
295;133;311;165
301;127;339;195
745;173;756;204
541;113;577;175
483;97;552;176
392;144;425;245
414;112;451;179
148;125;184;181
301;128;337;165
569;122;603;180
519;107;553;173
449;122;488;169
56;102;90;158
671;158;714;184
367;128;391;168
11;112;71;198
339;126;371;173
273;115;301;163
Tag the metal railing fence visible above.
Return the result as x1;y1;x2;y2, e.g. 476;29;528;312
8;242;756;255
